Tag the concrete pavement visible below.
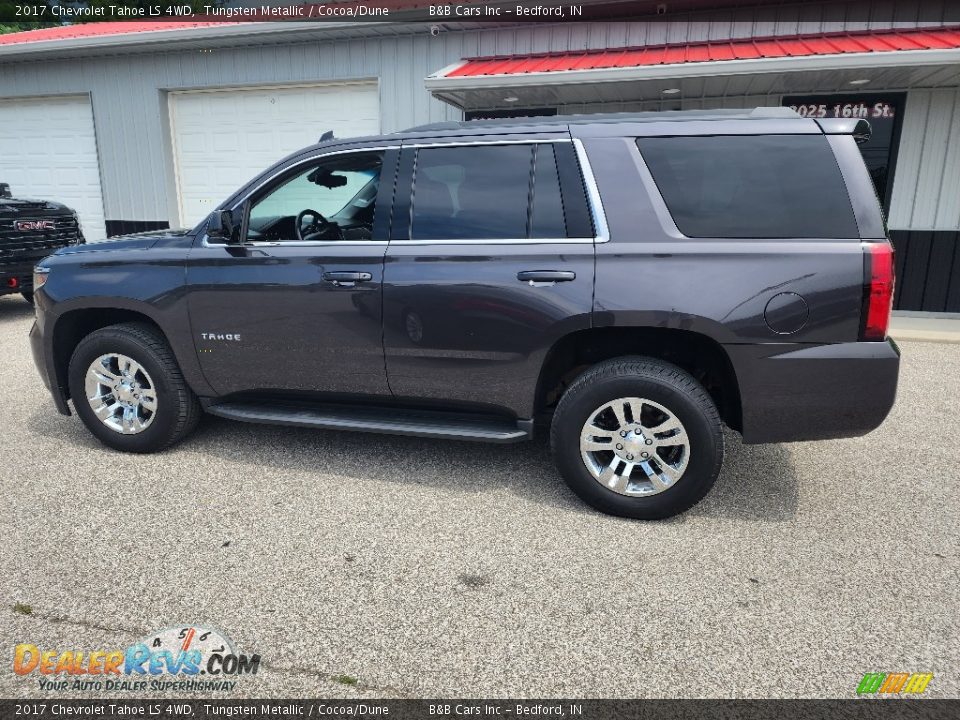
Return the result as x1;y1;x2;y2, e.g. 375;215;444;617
1;295;957;700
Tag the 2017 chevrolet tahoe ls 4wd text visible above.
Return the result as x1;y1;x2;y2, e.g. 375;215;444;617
29;109;899;519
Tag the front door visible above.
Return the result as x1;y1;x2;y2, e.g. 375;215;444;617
186;149;393;398
382;140;597;419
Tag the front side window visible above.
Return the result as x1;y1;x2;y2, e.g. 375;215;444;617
409;144;567;241
637;135;859;239
247;151;383;242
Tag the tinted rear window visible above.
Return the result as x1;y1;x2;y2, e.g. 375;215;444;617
411;145;531;240
636;135;859;239
408;143;575;241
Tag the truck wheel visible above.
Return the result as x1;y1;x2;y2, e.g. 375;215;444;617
67;322;201;453
550;357;723;520
21;291;34;305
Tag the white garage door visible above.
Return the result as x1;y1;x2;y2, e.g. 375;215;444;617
0;95;107;242
170;82;380;228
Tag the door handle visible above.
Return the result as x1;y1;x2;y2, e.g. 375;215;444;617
323;271;373;286
517;270;576;284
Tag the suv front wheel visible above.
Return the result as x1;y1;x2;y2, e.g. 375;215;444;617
550;357;724;519
67;322;201;453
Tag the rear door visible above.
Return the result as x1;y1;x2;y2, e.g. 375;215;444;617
381;136;599;419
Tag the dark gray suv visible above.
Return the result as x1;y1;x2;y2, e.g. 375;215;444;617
30;108;899;519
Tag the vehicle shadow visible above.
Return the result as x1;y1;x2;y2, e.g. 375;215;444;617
188;414;587;514
0;295;35;323
27;402;800;522
688;430;800;523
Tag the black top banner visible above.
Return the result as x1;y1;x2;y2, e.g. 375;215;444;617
3;0;960;25
1;699;958;720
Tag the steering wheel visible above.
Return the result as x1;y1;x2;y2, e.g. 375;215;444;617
296;208;335;242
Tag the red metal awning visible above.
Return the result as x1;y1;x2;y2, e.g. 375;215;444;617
0;21;227;46
444;26;960;78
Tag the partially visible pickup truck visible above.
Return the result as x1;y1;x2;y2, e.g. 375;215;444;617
0;182;84;304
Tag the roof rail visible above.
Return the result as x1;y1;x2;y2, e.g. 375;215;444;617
749;106;801;118
399;107;808;134
399;121;463;133
816;117;872;143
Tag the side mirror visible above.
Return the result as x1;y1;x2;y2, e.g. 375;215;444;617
0;183;11;199
206;210;237;243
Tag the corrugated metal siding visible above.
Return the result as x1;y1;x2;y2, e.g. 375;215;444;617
0;0;953;224
0;35;464;222
891;229;960;311
888;87;960;230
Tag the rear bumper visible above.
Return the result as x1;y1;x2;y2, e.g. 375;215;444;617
727;339;900;444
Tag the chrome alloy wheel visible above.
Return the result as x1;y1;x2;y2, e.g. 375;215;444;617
579;397;690;496
84;353;158;435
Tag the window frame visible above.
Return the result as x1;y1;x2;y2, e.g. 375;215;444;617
203;145;399;248
201;138;608;248
242;148;391;247
390;138;606;246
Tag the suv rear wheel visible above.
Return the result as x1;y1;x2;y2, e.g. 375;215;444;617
550;357;723;519
67;322;201;453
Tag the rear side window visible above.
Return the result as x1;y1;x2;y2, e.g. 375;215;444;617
636;135;859;239
405;143;588;241
412;145;529;240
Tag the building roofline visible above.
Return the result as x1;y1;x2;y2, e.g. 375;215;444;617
426;47;960;93
426;25;960;93
0;21;423;61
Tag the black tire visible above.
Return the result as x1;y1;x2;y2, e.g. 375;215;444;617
21;291;34;305
67;322;201;453
550;357;723;520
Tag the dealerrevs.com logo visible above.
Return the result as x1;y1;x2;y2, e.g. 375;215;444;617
13;625;260;692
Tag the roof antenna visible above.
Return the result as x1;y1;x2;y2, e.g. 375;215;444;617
319;131;334;142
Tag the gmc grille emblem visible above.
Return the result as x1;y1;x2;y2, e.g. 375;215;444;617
16;220;55;231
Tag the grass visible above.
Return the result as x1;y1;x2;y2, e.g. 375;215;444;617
13;602;33;615
333;674;358;686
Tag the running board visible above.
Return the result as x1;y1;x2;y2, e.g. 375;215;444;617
205;401;532;443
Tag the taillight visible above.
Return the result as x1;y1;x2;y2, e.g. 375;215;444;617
860;243;894;341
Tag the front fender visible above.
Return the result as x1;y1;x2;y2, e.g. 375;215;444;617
38;249;213;407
